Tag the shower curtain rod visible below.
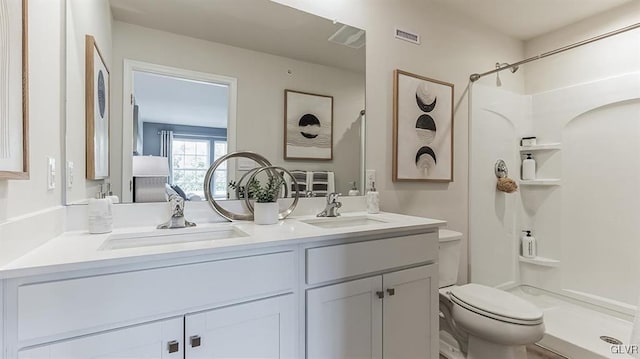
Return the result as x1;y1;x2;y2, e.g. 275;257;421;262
469;22;640;82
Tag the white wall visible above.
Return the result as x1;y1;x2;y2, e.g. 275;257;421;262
524;1;640;94
272;0;525;282
111;21;364;200
65;0;112;204
0;0;64;221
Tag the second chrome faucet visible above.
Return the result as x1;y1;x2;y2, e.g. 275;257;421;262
317;192;342;217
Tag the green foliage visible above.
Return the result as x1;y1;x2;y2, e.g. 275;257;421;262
247;175;284;203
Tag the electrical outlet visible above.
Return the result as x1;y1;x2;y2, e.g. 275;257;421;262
366;169;376;190
67;161;74;188
47;157;56;190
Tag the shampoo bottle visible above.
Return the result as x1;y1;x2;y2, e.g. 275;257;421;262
366;182;379;214
522;153;536;180
521;230;537;258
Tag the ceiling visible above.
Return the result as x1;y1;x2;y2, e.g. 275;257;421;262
430;0;634;40
133;71;229;129
109;0;365;73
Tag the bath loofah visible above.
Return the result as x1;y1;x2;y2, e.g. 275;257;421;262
497;177;518;193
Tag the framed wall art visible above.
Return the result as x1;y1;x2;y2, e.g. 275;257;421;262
0;0;29;179
85;35;110;180
393;69;454;182
284;89;333;160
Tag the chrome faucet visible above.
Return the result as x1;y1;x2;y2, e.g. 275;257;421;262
317;192;342;217
158;194;196;229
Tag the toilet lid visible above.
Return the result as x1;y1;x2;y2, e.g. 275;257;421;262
449;284;543;325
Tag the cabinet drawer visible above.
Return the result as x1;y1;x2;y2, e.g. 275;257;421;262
306;232;437;285
17;251;295;343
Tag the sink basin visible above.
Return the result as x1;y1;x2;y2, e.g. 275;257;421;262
301;216;388;229
100;226;249;250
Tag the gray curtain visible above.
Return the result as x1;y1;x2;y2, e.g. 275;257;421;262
159;130;174;183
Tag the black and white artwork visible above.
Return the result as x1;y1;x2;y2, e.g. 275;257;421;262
0;0;28;179
393;70;453;182
284;90;333;160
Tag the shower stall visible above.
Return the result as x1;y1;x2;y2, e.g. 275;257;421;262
468;22;640;358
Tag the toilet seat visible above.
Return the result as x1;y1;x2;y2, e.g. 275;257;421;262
449;284;543;326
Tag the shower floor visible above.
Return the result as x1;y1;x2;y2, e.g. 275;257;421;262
509;286;634;359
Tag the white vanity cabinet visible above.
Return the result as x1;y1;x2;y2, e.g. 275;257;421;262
186;294;295;359
18;317;184;359
5;249;298;359
1;221;441;359
305;232;439;359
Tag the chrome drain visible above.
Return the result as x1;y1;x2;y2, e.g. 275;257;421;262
600;336;623;345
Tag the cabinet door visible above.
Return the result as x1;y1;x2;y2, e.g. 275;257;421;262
186;294;295;359
307;276;383;359
382;265;438;359
18;317;183;359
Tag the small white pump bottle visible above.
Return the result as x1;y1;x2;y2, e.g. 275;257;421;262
366;182;379;214
521;230;537;258
522;153;536;180
348;181;360;196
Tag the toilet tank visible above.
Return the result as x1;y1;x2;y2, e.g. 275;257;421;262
438;229;462;288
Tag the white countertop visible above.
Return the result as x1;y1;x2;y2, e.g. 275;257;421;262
0;212;445;279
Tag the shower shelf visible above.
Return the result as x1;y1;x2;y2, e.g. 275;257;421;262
520;179;561;186
519;256;560;268
519;143;562;152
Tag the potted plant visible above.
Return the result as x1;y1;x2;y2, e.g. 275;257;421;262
248;175;284;224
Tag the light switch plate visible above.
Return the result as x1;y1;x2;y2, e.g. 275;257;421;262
47;157;56;190
66;161;74;188
366;169;376;190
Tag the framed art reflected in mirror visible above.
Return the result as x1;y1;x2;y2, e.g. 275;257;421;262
0;0;29;180
85;35;110;180
284;90;333;161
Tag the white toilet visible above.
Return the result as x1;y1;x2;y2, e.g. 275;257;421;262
438;229;545;359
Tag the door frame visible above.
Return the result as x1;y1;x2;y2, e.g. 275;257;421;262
121;59;238;202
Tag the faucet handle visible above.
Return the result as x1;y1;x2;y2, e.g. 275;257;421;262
327;192;342;203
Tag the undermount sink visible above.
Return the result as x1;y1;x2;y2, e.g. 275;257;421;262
301;216;388;229
100;226;249;250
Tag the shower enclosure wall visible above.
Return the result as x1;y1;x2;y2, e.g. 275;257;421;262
469;8;640;356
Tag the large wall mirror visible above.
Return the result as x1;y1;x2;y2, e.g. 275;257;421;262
65;0;365;205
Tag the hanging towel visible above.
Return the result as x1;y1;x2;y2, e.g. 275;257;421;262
630;294;640;358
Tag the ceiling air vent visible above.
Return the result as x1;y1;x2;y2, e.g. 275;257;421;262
395;27;420;45
328;24;366;49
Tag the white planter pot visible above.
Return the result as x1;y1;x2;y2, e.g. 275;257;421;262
254;202;279;225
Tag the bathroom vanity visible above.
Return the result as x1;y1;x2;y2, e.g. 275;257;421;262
0;211;444;359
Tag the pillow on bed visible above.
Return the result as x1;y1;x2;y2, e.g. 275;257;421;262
171;184;188;200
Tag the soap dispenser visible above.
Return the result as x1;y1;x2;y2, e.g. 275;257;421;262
522;153;536;180
348;181;360;196
366;182;379;214
521;230;537;258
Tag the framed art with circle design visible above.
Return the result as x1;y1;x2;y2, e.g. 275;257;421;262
284;89;333;160
0;0;29;180
393;69;454;182
85;35;110;180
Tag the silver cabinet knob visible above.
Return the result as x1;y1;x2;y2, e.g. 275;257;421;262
190;335;201;348
168;340;179;353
